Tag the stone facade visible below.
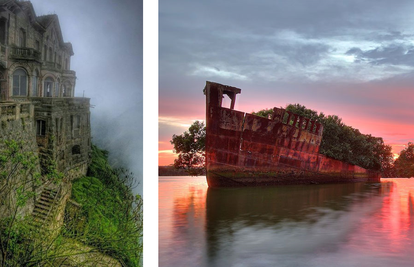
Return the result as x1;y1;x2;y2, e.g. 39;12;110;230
0;0;75;100
0;0;90;179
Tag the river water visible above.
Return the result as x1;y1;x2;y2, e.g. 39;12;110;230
159;176;414;267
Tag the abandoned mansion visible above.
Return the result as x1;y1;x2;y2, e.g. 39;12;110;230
0;0;90;179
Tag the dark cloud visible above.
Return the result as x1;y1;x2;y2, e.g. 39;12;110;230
346;44;414;66
160;0;414;163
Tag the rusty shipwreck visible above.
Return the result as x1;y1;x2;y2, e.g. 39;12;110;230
204;81;380;187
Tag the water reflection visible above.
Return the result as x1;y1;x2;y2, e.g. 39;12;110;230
159;177;414;267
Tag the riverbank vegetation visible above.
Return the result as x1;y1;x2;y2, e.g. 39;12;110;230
170;121;206;176
391;142;414;177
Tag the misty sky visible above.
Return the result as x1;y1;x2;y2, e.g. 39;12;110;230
159;0;414;165
30;0;143;195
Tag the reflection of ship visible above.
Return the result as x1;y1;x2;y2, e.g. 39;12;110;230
205;183;386;261
205;183;384;226
204;81;381;187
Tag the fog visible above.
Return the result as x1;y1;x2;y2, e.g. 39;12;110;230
30;0;143;195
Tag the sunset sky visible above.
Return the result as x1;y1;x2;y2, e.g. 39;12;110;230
159;0;414;166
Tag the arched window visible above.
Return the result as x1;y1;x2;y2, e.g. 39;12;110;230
63;81;72;97
43;77;54;97
12;69;27;96
32;70;38;96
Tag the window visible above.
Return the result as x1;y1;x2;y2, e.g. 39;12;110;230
32;70;38;96
72;115;80;137
43;45;47;61
63;82;72;97
19;29;26;47
43;77;54;97
72;145;81;155
48;47;52;61
12;69;27;96
35;40;40;51
0;20;6;45
36;120;46;136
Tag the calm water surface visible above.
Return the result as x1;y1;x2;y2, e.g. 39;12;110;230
159;176;414;267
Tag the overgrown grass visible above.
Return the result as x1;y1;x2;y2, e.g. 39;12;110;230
69;145;142;266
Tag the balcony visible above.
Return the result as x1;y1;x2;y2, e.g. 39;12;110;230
43;61;63;72
9;47;41;62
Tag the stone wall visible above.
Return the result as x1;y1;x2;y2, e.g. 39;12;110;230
0;102;40;217
31;97;91;180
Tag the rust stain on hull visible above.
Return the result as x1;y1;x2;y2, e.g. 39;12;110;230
204;81;380;188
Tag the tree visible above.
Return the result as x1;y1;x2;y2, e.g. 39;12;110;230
0;139;42;266
254;104;394;173
394;142;414;177
170;121;206;176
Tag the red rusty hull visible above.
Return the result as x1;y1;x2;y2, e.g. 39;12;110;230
204;81;380;188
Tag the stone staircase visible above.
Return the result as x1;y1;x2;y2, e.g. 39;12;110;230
29;187;60;232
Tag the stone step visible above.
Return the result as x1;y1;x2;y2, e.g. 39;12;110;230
32;213;52;223
29;187;61;235
34;202;51;211
32;211;48;220
33;207;50;216
41;192;57;199
37;198;53;205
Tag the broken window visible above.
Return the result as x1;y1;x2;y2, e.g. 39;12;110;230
300;118;307;130
72;115;80;137
221;94;232;109
0;20;5;45
19;29;26;47
36;120;46;136
12;69;27;96
43;77;54;97
72;145;81;155
48;47;52;61
32;70;38;96
282;112;289;124
288;114;296;126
